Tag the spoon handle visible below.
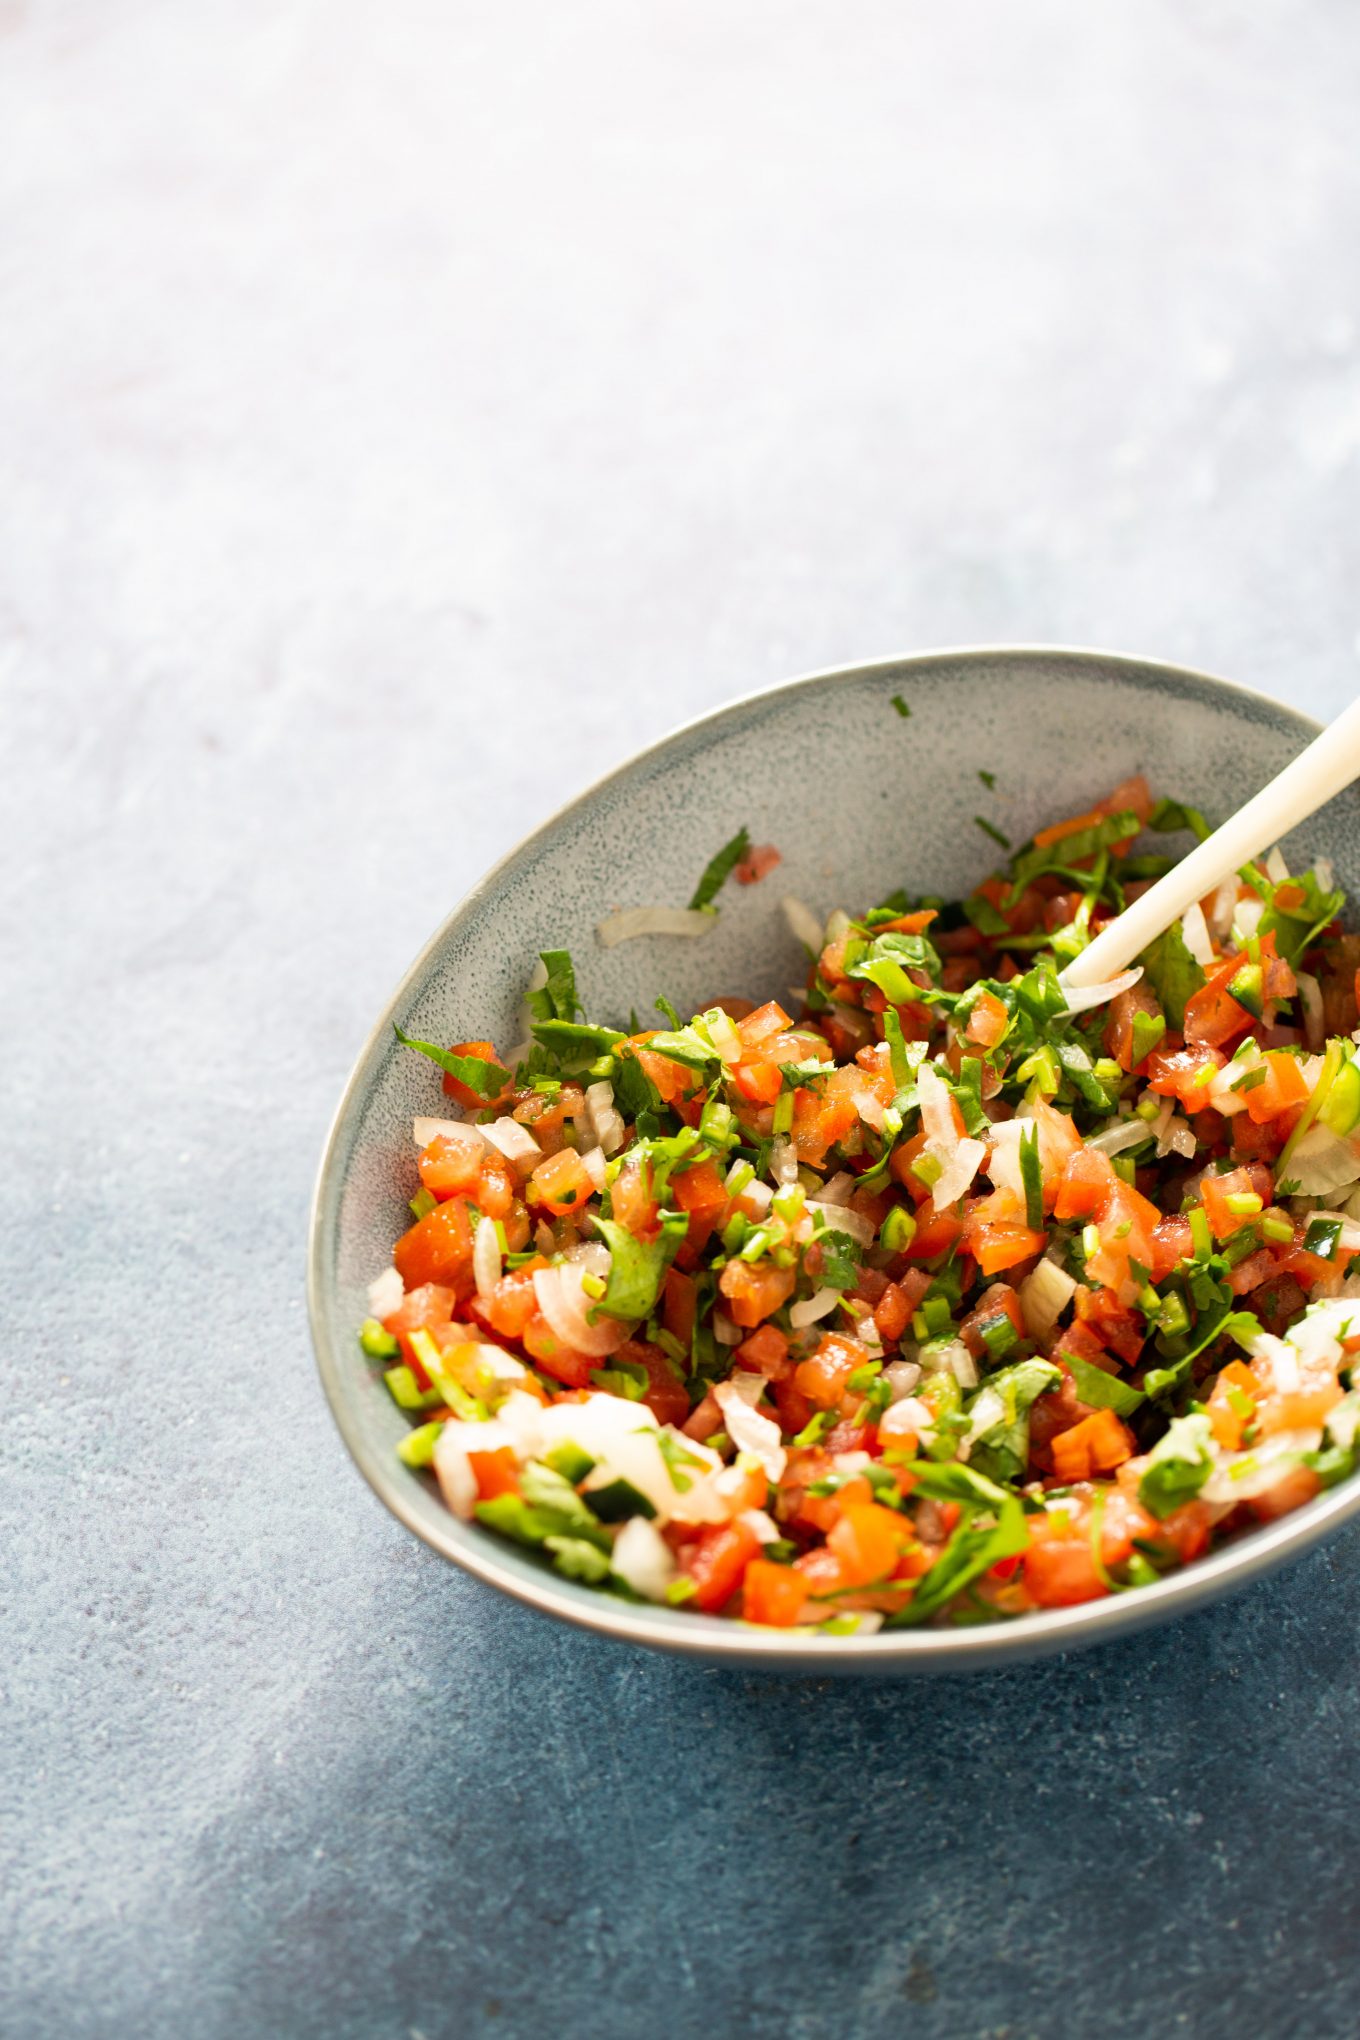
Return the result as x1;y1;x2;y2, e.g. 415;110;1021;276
1061;694;1360;993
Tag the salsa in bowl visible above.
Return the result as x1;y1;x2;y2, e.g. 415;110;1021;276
309;650;1360;1668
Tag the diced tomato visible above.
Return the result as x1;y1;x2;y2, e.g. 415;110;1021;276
616;1339;690;1427
1247;1464;1322;1521
742;1559;809;1626
1146;1043;1224;1112
393;1197;474;1291
901;1205;967;1262
1199;1164;1269;1241
1073;1286;1145;1364
527;1147;594;1217
467;1446;520;1501
737;1000;792;1049
1147;1215;1192;1281
683;1521;762;1613
1049;1409;1136;1481
475;1264;540;1340
733;1060;784;1106
965;989;1009;1048
733;1322;792;1379
873;1280;914;1346
734;843;782;885
1054;1146;1118;1221
383;1282;457;1374
611;1153;660;1236
417;1127;486;1199
672;1157;728;1218
794;1331;872;1410
662;1267;697;1350
521;1311;594;1389
827;1501;911;1587
1183;955;1252;1050
1242;1050;1310;1125
1205;1359;1258;1450
958;1283;1026;1359
719;1259;796;1328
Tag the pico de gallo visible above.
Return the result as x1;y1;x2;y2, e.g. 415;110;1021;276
360;779;1360;1632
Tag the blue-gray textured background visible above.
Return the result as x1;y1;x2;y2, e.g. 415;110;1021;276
5;4;1360;2036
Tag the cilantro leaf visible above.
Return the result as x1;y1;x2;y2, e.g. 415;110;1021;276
965;1359;1062;1485
527;950;580;1025
530;1019;625;1068
1147;798;1211;841
592;1211;689;1321
975;816;1012;850
1139;922;1205;1030
890;694;911;719
1137;1413;1215;1519
814;1228;862;1292
544;1536;611;1583
888;1495;1030;1626
393;1026;509;1097
1065;1353;1145;1417
689;828;750;911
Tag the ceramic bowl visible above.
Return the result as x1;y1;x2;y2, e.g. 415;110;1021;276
308;646;1360;1672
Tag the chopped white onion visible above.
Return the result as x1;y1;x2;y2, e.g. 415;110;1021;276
782;895;826;953
433;1419;515;1520
1207;876;1239;942
1018;1256;1077;1339
1266;844;1291;885
819;1172;856;1207
582;1428;679;1520
413;1114;479;1149
1316;856;1336;893
713;1312;742;1346
367;1266;404;1320
852;1087;887;1132
1162;1119;1199;1161
713;1380;787;1480
1058;965;1146;1016
481;1115;541;1166
1288;1124;1360;1198
610;1517;678;1601
739;1178;774;1216
579;1145;607;1192
926;1135;986;1210
596;906;715;948
1085;1116;1154;1157
1234;895;1266;943
825;909;852;944
1327;1389;1360;1452
724;1370;768;1407
739;1508;783;1546
584;1079;627;1157
790;1286;843;1329
807;1199;875;1247
1201;1432;1322;1504
1297;972;1325;1053
532;1256;631;1355
770;1137;799;1187
916;1062;956;1147
939;1339;978;1389
472;1216;503;1298
1179;903;1214;968
884;1359;922;1401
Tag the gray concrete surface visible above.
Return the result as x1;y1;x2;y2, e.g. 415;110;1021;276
6;3;1360;2035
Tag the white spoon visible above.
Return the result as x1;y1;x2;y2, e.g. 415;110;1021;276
1060;694;1360;997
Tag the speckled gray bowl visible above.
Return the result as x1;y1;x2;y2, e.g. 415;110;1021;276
308;646;1360;1671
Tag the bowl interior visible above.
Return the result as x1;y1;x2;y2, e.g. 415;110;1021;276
309;648;1360;1668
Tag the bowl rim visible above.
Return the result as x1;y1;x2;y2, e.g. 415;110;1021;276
308;641;1360;1667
